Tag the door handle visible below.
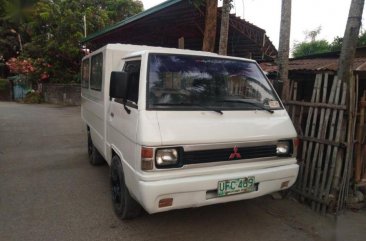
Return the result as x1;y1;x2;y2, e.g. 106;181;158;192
110;112;114;117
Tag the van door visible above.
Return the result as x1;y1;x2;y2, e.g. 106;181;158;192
107;59;141;167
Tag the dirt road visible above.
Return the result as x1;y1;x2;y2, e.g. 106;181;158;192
0;102;365;241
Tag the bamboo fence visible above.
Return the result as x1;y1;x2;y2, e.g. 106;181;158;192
284;73;353;214
355;91;366;185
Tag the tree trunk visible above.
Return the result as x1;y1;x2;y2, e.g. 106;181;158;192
334;0;364;197
219;0;231;55
338;0;364;83
202;0;217;52
277;0;292;101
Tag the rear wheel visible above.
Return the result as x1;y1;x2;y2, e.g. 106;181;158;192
110;155;141;220
87;130;104;165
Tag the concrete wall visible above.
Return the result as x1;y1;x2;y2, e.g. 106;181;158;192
42;83;81;105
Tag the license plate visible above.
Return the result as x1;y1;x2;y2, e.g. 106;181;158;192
217;176;255;197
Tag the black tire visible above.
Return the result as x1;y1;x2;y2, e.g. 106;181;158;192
110;156;141;220
87;131;105;165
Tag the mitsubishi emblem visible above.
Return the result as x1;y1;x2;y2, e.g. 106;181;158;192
229;146;242;160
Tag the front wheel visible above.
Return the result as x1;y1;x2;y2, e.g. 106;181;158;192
110;156;141;220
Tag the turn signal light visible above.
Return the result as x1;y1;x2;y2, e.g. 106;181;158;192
293;138;300;157
141;147;153;171
159;198;173;208
281;180;290;189
141;147;153;158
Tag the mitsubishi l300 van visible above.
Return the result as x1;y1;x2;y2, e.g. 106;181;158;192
81;44;299;219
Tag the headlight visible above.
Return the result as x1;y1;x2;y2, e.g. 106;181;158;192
156;148;179;167
276;141;291;156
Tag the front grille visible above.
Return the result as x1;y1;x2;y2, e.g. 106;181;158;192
183;145;277;165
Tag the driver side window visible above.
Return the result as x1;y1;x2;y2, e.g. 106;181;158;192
123;60;141;105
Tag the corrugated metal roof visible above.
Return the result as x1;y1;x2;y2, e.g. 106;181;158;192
82;0;182;43
81;0;277;60
260;57;366;73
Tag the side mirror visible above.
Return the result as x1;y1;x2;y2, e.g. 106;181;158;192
110;71;128;99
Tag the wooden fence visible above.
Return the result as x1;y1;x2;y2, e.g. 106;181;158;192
285;73;351;214
355;91;366;185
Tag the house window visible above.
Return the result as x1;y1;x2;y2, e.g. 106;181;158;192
90;53;103;91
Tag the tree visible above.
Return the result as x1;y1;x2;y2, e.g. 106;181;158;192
336;0;365;188
2;0;143;84
0;0;37;59
338;0;364;78
202;0;217;52
0;0;39;78
292;27;332;57
329;30;366;52
277;0;292;100
357;30;366;46
304;26;322;42
104;0;143;24
330;36;343;51
219;0;231;55
292;40;331;58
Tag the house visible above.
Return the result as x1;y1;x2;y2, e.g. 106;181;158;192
82;0;277;61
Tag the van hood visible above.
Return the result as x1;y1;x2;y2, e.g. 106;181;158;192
155;110;297;146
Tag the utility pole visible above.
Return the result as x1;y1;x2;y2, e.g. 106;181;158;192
202;0;217;52
83;15;87;37
219;0;231;55
277;0;292;101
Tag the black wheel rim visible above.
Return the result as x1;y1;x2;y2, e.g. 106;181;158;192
111;168;122;205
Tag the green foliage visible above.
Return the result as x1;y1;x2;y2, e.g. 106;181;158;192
294;28;366;57
24;90;43;103
0;78;9;90
292;40;331;58
0;0;143;84
104;0;143;24
330;36;343;51
357;30;366;46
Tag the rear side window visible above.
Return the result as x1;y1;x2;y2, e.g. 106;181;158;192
90;53;103;91
81;59;89;88
123;60;141;104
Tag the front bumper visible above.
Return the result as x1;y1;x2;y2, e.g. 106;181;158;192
137;163;299;214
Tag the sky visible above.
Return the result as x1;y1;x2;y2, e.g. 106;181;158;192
141;0;366;51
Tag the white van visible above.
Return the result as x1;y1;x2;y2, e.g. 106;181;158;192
81;44;299;219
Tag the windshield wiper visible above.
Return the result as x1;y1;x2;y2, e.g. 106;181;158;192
218;99;274;114
153;103;223;115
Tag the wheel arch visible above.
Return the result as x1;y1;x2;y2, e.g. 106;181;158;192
110;144;140;203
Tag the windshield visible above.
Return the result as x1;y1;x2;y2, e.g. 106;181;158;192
147;54;282;111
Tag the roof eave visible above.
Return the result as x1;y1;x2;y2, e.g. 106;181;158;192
81;0;182;43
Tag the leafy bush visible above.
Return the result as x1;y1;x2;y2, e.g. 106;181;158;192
292;40;331;58
0;79;9;90
24;91;43;104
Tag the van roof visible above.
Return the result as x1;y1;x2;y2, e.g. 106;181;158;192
86;44;255;63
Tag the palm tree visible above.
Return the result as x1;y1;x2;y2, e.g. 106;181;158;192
219;0;231;55
202;0;217;52
277;0;292;100
335;0;364;202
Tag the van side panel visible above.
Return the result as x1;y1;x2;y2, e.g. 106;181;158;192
107;101;139;183
82;94;104;152
102;49;114;163
81;49;105;158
